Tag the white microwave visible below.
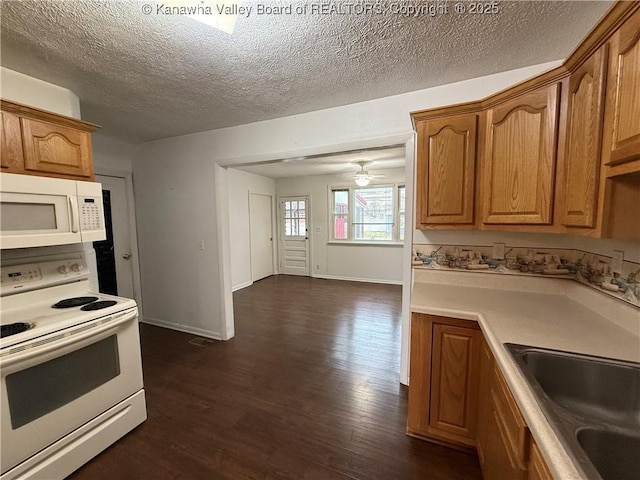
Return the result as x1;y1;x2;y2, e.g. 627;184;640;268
0;173;106;249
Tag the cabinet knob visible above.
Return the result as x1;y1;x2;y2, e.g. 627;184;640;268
122;253;132;260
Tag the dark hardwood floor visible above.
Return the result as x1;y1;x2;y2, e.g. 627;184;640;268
70;275;482;479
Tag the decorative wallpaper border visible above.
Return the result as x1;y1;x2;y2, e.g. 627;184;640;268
412;244;640;308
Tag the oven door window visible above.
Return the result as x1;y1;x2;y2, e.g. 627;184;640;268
6;335;121;429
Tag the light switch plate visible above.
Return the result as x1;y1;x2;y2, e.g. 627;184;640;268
492;243;506;259
612;250;624;274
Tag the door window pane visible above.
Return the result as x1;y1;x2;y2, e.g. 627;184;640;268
283;199;307;237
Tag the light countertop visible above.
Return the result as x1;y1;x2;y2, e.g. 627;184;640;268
410;269;640;480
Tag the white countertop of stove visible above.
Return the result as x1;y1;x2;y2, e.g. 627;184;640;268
1;281;137;349
410;268;640;480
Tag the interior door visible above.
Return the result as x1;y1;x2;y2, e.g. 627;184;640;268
249;193;274;282
94;175;134;298
279;196;310;276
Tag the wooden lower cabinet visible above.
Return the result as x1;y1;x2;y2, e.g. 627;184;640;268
407;313;481;448
529;440;554;480
482;364;530;480
408;314;554;478
476;336;494;468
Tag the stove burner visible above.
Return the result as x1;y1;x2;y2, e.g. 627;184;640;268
80;300;117;311
1;322;34;338
52;296;99;309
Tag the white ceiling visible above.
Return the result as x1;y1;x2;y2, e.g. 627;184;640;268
1;1;612;144
233;144;406;178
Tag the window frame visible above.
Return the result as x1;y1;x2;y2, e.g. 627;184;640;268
328;183;406;244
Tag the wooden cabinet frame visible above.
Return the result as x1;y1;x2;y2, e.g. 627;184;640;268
0;99;99;181
408;315;556;478
411;2;640;239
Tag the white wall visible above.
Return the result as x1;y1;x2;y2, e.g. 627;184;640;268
133;142;224;339
92;132;137;174
227;168;277;290
0;67;81;118
276;168;406;284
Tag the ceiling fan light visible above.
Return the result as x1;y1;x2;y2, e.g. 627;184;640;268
354;174;371;187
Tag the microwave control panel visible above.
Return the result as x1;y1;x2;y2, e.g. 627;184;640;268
80;197;103;232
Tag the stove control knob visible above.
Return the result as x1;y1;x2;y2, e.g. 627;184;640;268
71;263;84;273
58;265;70;274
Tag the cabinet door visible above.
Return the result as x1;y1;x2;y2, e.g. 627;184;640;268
603;8;640;167
476;335;494;469
1;111;24;171
560;46;608;228
483;396;529;480
428;323;481;447
482;84;559;225
416;114;477;226
21;117;93;178
484;364;530;480
407;314;481;449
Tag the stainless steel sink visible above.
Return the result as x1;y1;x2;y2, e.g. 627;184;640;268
506;344;640;480
576;428;640;480
519;349;640;427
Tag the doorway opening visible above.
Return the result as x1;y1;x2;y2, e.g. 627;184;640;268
94;175;135;299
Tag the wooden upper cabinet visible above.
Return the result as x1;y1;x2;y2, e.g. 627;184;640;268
1;111;24;171
603;7;640;167
482;84;560;225
559;46;608;228
0;99;98;181
21;118;93;179
415;113;477;227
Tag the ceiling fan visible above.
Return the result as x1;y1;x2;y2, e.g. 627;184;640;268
353;161;384;187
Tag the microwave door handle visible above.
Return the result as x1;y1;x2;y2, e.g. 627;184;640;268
69;196;80;233
0;310;137;369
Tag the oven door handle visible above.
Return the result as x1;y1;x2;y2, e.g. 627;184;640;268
0;310;137;368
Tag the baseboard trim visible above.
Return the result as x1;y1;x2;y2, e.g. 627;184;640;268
311;274;402;285
141;317;223;340
232;280;253;292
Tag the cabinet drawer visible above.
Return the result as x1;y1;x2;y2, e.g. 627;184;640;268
529;440;554;480
491;364;530;467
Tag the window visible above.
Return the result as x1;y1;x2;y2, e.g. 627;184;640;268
332;189;348;240
331;184;405;242
283;199;306;236
398;185;406;241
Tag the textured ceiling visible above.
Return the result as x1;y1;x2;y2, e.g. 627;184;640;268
1;1;613;143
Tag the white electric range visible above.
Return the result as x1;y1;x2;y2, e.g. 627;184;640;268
0;252;147;479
